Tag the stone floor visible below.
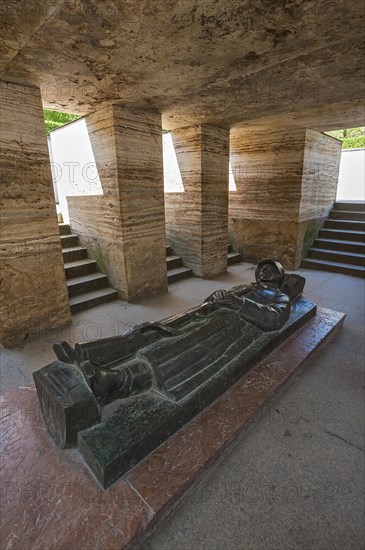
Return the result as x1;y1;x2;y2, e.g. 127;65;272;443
1;263;364;550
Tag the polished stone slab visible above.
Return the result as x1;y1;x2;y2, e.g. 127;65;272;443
0;307;345;549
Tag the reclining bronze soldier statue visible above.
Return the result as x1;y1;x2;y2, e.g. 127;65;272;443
34;259;315;488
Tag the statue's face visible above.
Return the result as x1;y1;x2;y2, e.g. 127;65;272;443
255;260;284;288
259;264;277;282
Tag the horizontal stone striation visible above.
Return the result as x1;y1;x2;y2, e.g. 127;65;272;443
296;131;342;262
114;107;167;299
165;125;229;277
300;130;341;222
228;219;303;269
68;105;167;301
228;127;341;269
201;125;230;277
165;126;203;275
0;81;71;347
229;128;306;222
68;106;127;295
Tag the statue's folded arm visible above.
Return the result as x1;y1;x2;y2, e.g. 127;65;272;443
241;286;292;331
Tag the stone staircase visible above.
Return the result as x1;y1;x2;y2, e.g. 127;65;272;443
302;202;365;278
227;244;242;265
59;223;118;313
166;245;193;283
166;244;242;283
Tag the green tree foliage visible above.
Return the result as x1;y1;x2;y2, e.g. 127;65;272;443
342;136;365;149
43;109;79;136
325;127;365;149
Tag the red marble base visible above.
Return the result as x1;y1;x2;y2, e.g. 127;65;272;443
0;307;345;550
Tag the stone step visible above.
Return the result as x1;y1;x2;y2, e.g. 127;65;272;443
334;201;365;212
66;272;109;298
70;287;119;314
166;255;183;270
330;210;365;221
62;246;88;263
318;228;365;242
301;258;365;278
166;246;173;256
227;252;242;265
307;248;365;267
313;238;365;254
58;223;71;235
60;234;79;248
324;219;365;232
167;266;193;284
64;258;98;279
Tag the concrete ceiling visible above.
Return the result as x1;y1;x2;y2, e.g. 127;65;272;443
1;0;364;130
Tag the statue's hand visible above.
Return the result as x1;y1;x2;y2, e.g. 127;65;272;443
205;289;229;303
205;289;244;312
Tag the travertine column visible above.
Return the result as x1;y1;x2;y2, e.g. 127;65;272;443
0;81;71;347
229;128;341;269
67;105;167;301
165;125;229;277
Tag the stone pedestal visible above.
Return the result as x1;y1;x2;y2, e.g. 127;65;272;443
229;128;341;269
0;307;345;548
67;106;167;301
0;81;71;347
165;125;229;277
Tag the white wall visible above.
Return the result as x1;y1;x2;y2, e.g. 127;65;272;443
163;132;184;192
336;148;365;201
49;118;103;223
47;137;58;204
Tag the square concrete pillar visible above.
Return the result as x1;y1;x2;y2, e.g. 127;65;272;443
67;105;167;301
165;125;229;277
0;81;71;347
229;127;341;269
